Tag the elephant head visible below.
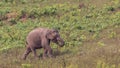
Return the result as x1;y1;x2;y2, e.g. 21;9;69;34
46;29;65;47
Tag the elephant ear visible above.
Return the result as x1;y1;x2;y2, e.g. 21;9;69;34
46;29;58;40
46;30;54;40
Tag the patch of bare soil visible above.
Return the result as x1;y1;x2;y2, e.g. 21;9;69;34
5;12;18;21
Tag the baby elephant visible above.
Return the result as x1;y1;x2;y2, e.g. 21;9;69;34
22;28;65;60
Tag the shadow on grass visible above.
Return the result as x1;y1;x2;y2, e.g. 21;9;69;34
38;49;71;58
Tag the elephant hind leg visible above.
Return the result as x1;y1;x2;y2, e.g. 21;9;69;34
22;47;31;60
30;46;39;59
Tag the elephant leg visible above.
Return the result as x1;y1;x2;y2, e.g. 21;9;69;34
30;47;39;59
22;47;31;60
46;46;54;58
42;49;48;59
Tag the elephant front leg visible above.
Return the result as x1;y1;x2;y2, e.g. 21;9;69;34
43;49;48;59
47;46;54;58
42;39;54;58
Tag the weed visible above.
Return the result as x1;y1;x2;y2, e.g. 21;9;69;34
22;64;32;68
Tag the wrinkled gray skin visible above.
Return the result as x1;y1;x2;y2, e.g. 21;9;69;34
22;28;65;60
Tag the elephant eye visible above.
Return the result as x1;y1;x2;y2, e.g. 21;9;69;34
52;30;57;34
53;30;58;33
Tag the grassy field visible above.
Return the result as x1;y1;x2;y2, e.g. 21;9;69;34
0;0;120;68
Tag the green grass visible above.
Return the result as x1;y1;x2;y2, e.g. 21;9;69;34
0;0;120;68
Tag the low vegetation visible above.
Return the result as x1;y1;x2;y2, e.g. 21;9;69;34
0;0;120;68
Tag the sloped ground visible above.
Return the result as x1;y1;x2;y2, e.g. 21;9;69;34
0;0;120;68
0;26;120;68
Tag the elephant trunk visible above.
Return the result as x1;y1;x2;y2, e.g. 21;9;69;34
57;37;65;47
